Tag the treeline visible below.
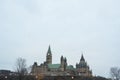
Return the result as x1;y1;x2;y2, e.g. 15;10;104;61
0;75;110;80
43;76;110;80
0;75;36;80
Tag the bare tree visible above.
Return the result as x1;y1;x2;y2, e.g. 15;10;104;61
110;67;120;80
15;57;27;80
27;65;32;74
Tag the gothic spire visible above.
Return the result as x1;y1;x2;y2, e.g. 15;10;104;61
80;54;85;61
47;45;52;55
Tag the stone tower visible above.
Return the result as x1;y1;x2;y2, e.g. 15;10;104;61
64;57;67;71
60;56;67;71
76;54;92;76
46;46;52;64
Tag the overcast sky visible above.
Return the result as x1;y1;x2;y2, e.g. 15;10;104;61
0;0;120;78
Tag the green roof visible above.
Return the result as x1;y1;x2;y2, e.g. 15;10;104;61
66;65;75;70
48;64;75;70
48;64;61;69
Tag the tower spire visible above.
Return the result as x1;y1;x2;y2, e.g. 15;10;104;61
46;45;52;64
80;54;85;61
47;45;52;55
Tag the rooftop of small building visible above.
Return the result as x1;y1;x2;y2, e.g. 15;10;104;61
48;64;61;69
48;64;75;70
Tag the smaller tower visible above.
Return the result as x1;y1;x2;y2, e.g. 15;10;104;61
64;57;67;71
60;56;67;71
60;56;64;71
76;54;92;76
61;56;63;63
31;62;37;74
80;54;85;61
46;45;52;64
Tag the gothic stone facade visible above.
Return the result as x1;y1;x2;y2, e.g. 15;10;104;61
31;46;92;76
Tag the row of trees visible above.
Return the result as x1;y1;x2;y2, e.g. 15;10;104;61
14;57;120;80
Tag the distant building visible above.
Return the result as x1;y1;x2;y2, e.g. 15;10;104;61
31;46;92;76
0;70;15;76
76;54;92;76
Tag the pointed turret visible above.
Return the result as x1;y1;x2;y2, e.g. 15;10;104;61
47;45;52;55
80;54;85;61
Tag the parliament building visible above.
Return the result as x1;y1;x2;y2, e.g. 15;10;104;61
31;46;92;76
